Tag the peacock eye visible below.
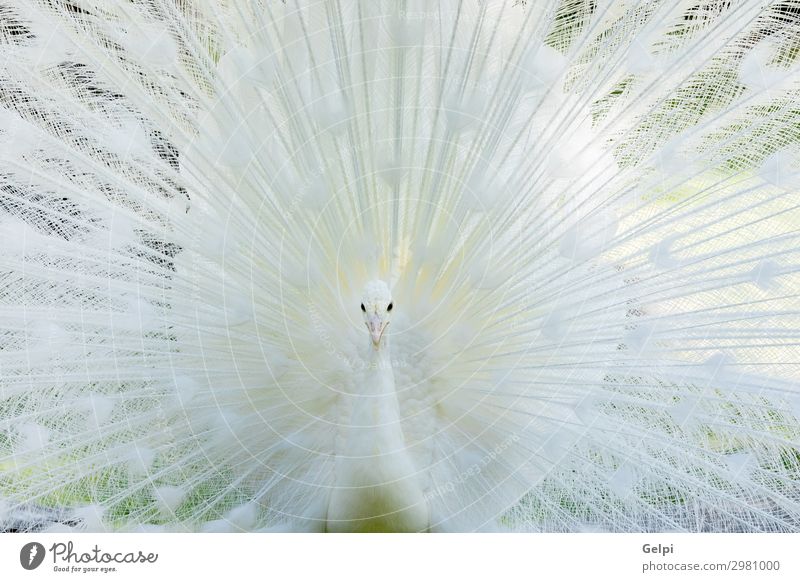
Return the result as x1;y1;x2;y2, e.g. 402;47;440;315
387;302;393;311
360;303;366;312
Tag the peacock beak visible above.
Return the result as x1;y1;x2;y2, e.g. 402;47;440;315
366;316;387;348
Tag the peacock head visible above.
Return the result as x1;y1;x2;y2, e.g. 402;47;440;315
360;280;393;349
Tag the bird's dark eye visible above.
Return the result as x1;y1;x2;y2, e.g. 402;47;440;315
360;303;366;312
387;302;393;311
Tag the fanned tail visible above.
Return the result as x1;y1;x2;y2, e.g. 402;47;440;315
0;0;799;532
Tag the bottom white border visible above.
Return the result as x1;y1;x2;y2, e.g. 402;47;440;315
1;533;797;581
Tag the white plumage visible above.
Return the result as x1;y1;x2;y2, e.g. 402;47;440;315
1;0;800;532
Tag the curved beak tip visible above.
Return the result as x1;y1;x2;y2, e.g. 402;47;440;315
366;319;387;348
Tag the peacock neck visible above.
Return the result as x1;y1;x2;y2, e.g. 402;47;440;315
345;340;404;453
326;336;429;532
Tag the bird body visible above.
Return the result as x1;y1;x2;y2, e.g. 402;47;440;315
1;0;800;532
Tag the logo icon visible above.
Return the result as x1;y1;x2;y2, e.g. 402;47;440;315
20;542;46;570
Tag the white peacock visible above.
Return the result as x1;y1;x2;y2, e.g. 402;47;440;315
0;0;799;533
